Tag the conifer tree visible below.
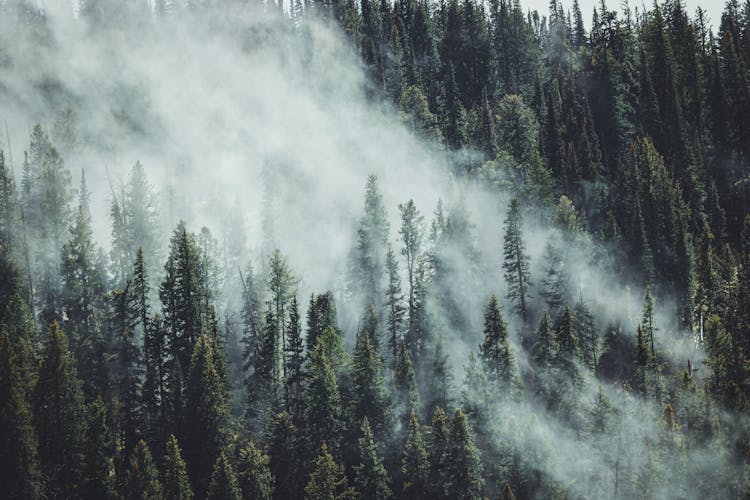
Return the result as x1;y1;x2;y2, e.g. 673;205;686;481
306;291;338;354
353;418;392;500
237;440;273;500
401;409;429;498
143;313;167;446
207;451;242;500
34;322;86;498
427;407;450;498
399;199;425;351
304;444;357;500
305;339;344;459
502;198;531;321
386;246;406;367
351;332;390;440
531;310;556;368
479;294;517;397
553;305;582;382
184;334;228;497
83;397;117;499
0;332;42;499
351;174;390;310
285;294;305;425
444;409;484;499
163;434;193;500
126;440;163;500
268;411;301;500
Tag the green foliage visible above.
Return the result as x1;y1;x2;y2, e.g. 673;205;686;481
163;434;193;500
34;322;86;498
502;198;532;321
0;331;42;499
207;451;242;500
353;418;391;500
444;409;484;499
126;440;163;500
401;409;429;498
237;440;273;500
304;444;357;500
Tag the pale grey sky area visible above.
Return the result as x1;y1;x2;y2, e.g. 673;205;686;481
522;0;727;29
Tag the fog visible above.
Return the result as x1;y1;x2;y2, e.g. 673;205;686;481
0;2;740;498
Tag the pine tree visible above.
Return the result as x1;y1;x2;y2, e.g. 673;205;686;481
540;241;569;318
399;199;425;356
143;313;167;447
285;294;305;426
304;444;357;500
237;440;273;500
444;409;484;499
60;173;106;397
34;322;86;498
163;434;193;500
126;440;163;500
502;198;532;321
306;291;338;355
479;294;517;397
351;332;390;440
160;221;203;373
394;338;420;428
207;451;242;500
305;338;344;459
268;411;301;500
401;409;429;498
83;397;117;499
427;407;450;498
267;249;297;385
350;174;390;310
0;332;42;499
353;418;392;500
553;305;582;382
184;334;228;497
386;246;406;368
531;310;557;368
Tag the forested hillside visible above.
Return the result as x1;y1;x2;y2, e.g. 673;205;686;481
1;0;749;498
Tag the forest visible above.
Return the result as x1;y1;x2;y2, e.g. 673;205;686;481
1;0;750;498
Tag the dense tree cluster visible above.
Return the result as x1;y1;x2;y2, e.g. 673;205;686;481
1;0;750;498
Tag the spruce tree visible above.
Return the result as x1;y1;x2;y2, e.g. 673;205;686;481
126;440;163;500
444;409;484;499
34;322;86;498
386;246;406;368
285;294;305;425
237;440;273;500
353;418;392;500
401;409;429;498
479;294;517;397
268;411;301;500
553;305;582;382
305;338;344;459
206;451;242;500
0;332;42;499
304;444;357;500
184;334;228;497
427;407;450;498
502;198;532;321
83;397;117;499
351;332;390;440
163;434;193;500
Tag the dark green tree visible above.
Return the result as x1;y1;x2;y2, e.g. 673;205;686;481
353;418;391;500
237;440;273;500
207;451;242;500
163;434;193;500
502;198;531;321
34;322;86;498
401;409;429;498
126;440;163;500
304;444;357;500
444;408;484;499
